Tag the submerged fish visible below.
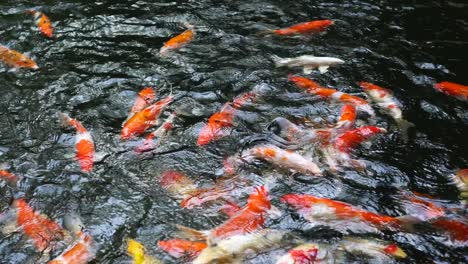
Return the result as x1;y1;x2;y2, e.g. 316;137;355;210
26;10;54;38
335;104;356;131
450;169;468;204
197;104;235;146
48;231;95;264
267;117;331;146
0;170;18;184
159;170;198;199
273;55;344;74
160;25;195;55
360;82;414;141
130;87;156;116
430;218;468;242
273;20;334;36
134;112;176;153
276;243;331;264
433;81;468;101
339;237;407;259
0;46;38;69
158;239;207;259
127;239;161;264
60;113;95;173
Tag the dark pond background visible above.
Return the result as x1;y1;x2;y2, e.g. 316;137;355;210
0;0;467;263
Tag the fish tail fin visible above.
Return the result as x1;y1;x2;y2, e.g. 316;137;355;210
174;224;208;241
396;119;414;142
396;215;421;232
24;9;36;15
183;22;195;30
256;29;275;36
270;55;284;67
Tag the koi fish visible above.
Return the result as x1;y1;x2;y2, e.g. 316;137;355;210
281;194;408;231
430;218;468;242
232;91;257;109
160;26;195;55
400;191;446;221
0;170;18;184
273;20;334;36
48;231;95;264
197;104;235;146
276;243;326;264
0;45;38;69
433;81;468;101
26;10;54;38
450;169;468;204
272;55;344;74
127;239;161;264
121;96;173;139
238;145;323;176
360;82;414;141
158;239;207;259
290;76;375;116
268;117;331;147
339;237;407;259
180;182;236;209
12;199;65;251
193;229;289;264
159;170;198;199
335;104;356;131
60;113;95;173
334;126;386;153
131;87;156;115
134;112;176;153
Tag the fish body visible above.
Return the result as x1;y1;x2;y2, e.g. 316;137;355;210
134;112;176;153
335;104;356;131
160;28;194;55
243;145;323;176
0;170;18;184
276;243;330;264
0;46;38;69
158;239;207;259
197;104;235;146
127;239;162;264
159;171;198;199
273;55;344;74
48;231;95;264
433;81;468;101
339;237;407;259
288;75;323;90
274;20;334;35
60;113;95;173
268;117;331;146
27;10;54;38
334;126;386;153
131;87;156;115
401;192;445;221
121;96;173;139
430;218;468;242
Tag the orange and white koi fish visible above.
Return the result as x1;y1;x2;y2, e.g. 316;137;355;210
60;113;95;173
281;194;409;231
339;237;407;259
272;20;334;36
0;170;18;184
12;199;65;251
450;169;468;204
159;170;198;199
158;239;207;259
134;112;176;153
333;126;386;153
289;76;375;116
335;104;356;131
276;243;324;264
160;25;195;55
127;239;161;264
0;46;38;69
131;87;156;115
26;10;54;38
360;82;414;140
48;231;95;264
433;81;468;101
121;96;173;139
197;103;235;146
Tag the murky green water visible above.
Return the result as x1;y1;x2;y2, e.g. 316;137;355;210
0;1;467;263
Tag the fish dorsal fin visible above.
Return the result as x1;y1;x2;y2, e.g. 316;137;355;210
318;66;330;74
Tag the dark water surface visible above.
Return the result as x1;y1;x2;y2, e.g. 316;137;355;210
0;0;467;263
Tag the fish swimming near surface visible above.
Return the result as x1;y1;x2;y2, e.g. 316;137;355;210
276;243;328;264
59;113;95;173
159;170;198;199
272;55;344;74
0;170;18;184
127;239;162;264
267;117;331;146
130;87;156;116
0;46;38;69
26;10;54;38
433;81;468;101
134;112;176;153
160;24;195;55
360;82;414;141
338;237;407;260
158;239;208;259
197;103;235;146
271;20;334;36
335;104;356;131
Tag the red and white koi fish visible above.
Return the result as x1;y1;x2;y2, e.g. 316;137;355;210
11;199;65;251
0;46;38;69
335;104;356;131
121;96;173;139
433;81;468;101
60;113;95;173
197;103;235;146
272;20;334;36
131;87;156;115
0;170;18;184
158;239;207;259
26;10;54;38
276;243;325;264
360;82;414;140
281;194;411;231
289;76;375;116
160;25;195;55
339;237;407;259
128;239;162;264
159;170;198;199
237;144;323;176
134;112;176;153
450;169;468;204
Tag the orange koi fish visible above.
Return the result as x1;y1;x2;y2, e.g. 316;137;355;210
0;170;18;184
232;91;257;109
121;96;173;139
334;126;386;153
288;75;324;90
433;81;468;101
159;170;198;199
60;113;95;173
158;239;207;259
451;169;468;204
134;112;176;153
335;104;356;130
0;46;38;69
13;199;65;251
273;20;334;36
48;231;95;264
281;194;405;230
131;87;156;115
26;10;54;38
197;104;235;146
239;145;323;176
160;26;195;55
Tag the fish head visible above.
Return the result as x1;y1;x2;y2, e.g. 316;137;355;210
139;87;156;101
42;27;54;38
197;110;233;146
247;186;271;213
18;58;39;70
383;244;407;258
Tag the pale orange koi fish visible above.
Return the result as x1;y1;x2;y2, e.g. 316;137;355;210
26;10;54;38
160;26;194;55
60;113;95;173
0;46;38;69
